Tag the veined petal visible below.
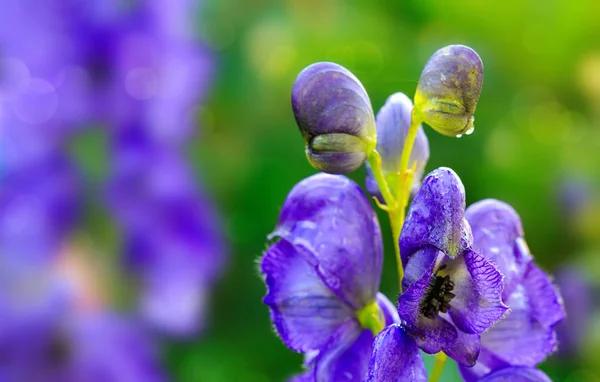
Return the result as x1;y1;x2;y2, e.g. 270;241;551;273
443;249;507;334
398;256;457;354
364;324;427;382
261;239;354;353
400;168;471;266
458;349;508;382
477;367;551;382
273;173;383;310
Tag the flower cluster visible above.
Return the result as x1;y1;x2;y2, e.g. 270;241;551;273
0;0;222;378
260;45;564;381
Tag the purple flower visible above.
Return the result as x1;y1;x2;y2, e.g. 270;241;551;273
0;244;167;382
477;367;551;382
364;324;427;382
0;153;80;262
260;173;398;381
365;92;430;202
398;168;507;366
414;45;483;137
554;266;593;356
107;127;225;336
459;199;565;381
291;62;377;174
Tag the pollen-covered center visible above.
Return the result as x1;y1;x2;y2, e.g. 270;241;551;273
420;265;456;319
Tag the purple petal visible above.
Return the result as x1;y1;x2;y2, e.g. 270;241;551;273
261;239;354;353
274;173;383;310
400;167;471;266
466;199;529;295
364;324;427;382
443;249;507;334
398;255;457;354
458;349;508;382
523;263;565;329
291;62;376;174
313;323;373;382
376;292;400;326
442;315;481;366
365;92;429;201
478;367;551;382
481;289;556;366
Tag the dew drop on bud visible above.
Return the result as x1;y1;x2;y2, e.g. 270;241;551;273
465;126;475;135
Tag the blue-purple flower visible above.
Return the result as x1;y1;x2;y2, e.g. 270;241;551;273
365;92;430;202
398;168;508;366
414;45;483;137
260;173;400;381
291;62;377;174
459;199;565;381
364;324;427;382
0;249;167;382
107;127;225;336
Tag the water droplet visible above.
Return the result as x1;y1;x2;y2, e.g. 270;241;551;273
456;134;463;138
465;125;475;135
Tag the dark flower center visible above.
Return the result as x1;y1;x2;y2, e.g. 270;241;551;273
420;265;456;319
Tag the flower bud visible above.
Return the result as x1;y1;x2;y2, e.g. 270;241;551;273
365;92;429;202
414;45;483;137
291;62;376;174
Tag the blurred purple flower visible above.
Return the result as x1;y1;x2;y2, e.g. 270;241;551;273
260;173;400;381
459;199;565;381
0;250;167;382
107;126;224;336
398;168;507;366
1;0;224;342
553;265;593;357
365;92;430;202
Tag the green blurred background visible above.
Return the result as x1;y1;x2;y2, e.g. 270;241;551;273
169;1;600;380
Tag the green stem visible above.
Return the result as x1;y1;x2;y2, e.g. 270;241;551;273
367;110;422;292
429;352;448;382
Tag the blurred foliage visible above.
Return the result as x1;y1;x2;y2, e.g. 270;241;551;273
173;0;600;380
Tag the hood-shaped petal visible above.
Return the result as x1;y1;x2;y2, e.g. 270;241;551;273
261;239;355;353
291;62;376;174
477;367;551;382
273;173;383;310
364;324;427;382
365;92;429;201
466;199;528;294
400;167;471;265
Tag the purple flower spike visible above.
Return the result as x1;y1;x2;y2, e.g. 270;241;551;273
459;199;565;381
364;324;427;382
261;173;398;381
414;45;483;137
477;367;551;382
291;62;376;174
365;92;430;202
398;168;507;366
